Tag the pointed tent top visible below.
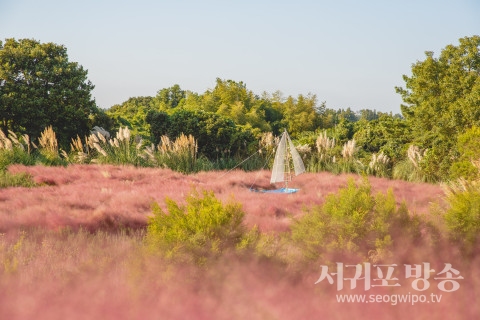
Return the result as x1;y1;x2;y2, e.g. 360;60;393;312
270;130;305;184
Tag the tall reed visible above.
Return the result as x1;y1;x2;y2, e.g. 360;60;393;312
151;133;198;174
37;126;66;166
393;145;428;182
367;152;391;178
88;126;147;166
307;131;337;172
0;129;36;170
338;139;363;174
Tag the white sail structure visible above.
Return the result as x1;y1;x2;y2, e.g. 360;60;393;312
269;130;305;190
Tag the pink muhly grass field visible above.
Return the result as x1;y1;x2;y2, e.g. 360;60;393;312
2;165;444;233
1;228;478;320
1;165;477;320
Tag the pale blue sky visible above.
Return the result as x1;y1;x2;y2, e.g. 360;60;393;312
1;0;479;113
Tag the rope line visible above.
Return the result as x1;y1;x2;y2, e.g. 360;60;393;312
248;149;274;190
216;148;262;180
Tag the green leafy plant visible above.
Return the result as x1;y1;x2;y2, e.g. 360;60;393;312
449;126;480;180
145;189;246;263
290;178;422;263
443;179;480;257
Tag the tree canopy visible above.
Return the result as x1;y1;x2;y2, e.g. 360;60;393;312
396;35;480;180
147;109;254;159
6;36;480;182
0;38;102;147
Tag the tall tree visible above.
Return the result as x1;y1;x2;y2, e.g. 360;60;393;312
202;78;271;134
354;114;411;161
282;93;319;137
106;96;155;139
0;38;99;147
396;35;480;179
154;84;186;110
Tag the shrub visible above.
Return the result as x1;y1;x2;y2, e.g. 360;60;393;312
449;160;478;181
290;178;423;263
449;126;480;180
443;179;480;256
145;189;246;263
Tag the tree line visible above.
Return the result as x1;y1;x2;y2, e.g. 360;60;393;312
1;36;480;181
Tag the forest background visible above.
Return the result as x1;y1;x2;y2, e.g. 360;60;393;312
1;36;480;182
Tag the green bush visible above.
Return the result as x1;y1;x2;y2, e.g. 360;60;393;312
444;180;480;256
449;126;480;180
290;178;421;263
449;160;479;181
145;189;246;263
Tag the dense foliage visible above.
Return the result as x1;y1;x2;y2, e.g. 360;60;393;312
2;36;480;184
290;178;425;263
0;38;109;147
146;189;246;263
396;35;480;181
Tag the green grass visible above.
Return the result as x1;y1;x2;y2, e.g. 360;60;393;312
0;171;36;188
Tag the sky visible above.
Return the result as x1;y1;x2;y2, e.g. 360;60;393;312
1;0;479;114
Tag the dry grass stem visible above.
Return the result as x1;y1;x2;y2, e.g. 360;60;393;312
341;139;356;159
38;126;58;153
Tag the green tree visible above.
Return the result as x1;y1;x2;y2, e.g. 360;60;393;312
449;126;480;179
145;110;170;143
354;114;411;161
204;78;271;133
0;38;99;147
106;96;155;140
282;93;319;137
208;78;254;110
396;35;480;180
153;84;186;110
147;109;254;159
